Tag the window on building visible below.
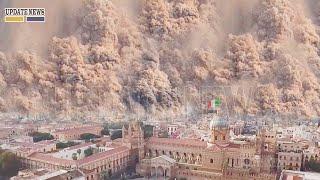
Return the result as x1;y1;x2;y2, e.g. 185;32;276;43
210;159;213;163
223;136;226;140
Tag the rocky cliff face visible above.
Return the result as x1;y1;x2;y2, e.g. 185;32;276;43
0;0;320;119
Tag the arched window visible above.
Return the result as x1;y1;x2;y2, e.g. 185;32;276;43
223;136;226;140
210;159;213;163
215;136;218;140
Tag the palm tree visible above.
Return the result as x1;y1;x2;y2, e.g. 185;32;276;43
100;170;110;180
77;149;81;158
72;153;77;160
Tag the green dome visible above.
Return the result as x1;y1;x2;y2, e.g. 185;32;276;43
209;115;228;129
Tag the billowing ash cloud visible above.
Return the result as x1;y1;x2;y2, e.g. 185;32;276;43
0;0;320;119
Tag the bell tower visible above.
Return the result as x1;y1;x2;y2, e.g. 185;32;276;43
122;120;145;162
209;114;229;144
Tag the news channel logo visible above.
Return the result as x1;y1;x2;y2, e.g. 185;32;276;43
4;8;45;23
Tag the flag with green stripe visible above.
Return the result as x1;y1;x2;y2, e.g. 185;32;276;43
208;97;221;109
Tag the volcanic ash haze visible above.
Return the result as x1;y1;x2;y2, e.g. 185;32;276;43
0;0;320;119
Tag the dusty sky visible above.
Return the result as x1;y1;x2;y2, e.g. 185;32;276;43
0;0;319;119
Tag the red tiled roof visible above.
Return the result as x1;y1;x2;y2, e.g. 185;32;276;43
147;137;207;148
28;153;75;166
54;126;102;135
76;146;129;166
207;143;241;152
227;143;241;148
36;140;55;145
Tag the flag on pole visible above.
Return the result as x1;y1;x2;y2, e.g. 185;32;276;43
208;97;221;110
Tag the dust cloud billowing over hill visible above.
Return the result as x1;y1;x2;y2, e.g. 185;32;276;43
0;0;320;119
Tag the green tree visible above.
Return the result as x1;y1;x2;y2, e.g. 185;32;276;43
77;149;82;156
29;132;54;142
110;130;122;140
143;124;154;138
84;147;93;157
101;127;110;136
0;151;21;177
306;156;320;172
101;170;111;180
80;133;99;141
56;141;79;149
158;130;168;138
72;153;78;160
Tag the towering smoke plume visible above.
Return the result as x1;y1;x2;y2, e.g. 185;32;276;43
0;0;320;119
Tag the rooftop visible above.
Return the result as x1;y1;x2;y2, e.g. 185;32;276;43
148;137;207;148
54;126;102;135
28;153;75;166
76;145;129;165
280;170;320;180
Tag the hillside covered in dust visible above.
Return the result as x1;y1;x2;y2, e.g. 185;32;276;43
0;0;320;119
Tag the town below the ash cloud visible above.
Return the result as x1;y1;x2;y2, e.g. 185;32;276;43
1;0;320;180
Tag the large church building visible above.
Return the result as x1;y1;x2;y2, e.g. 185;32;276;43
136;115;277;180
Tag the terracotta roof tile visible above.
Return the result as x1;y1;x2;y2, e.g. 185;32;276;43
76;146;129;166
54;126;102;135
28;153;75;166
147;137;207;148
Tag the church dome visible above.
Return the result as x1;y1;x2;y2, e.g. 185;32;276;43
209;115;228;129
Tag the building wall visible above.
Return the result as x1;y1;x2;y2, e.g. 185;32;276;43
278;152;302;171
53;126;102;141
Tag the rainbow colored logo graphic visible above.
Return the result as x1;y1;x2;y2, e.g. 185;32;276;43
4;8;45;23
